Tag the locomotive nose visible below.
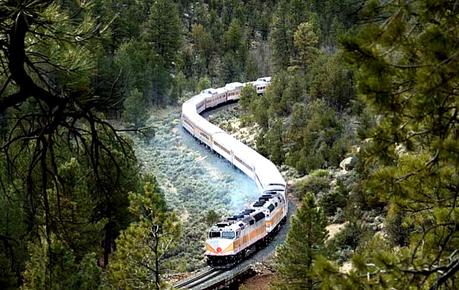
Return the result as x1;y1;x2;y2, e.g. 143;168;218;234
206;239;233;255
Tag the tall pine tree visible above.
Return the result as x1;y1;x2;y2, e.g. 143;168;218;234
273;193;328;289
105;181;180;290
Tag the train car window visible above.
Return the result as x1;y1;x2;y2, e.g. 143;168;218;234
183;119;194;129
235;156;251;171
199;131;209;140
222;231;236;239
209;231;220;238
214;142;230;154
268;204;275;212
249;220;255;225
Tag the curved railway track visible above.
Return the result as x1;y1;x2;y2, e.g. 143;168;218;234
174;267;224;289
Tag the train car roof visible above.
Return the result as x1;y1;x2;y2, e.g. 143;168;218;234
232;140;260;167
201;88;216;94
225;82;243;89
254;158;286;189
181;102;197;116
185;93;209;107
212;131;237;145
213;87;227;94
256;77;271;83
251;80;269;87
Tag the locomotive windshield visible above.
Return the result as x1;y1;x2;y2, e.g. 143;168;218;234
209;231;220;238
221;231;236;239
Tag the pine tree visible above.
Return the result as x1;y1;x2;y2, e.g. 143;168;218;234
123;88;147;128
191;24;213;75
270;0;309;71
293;22;319;66
273;193;328;289
270;0;293;70
320;0;459;288
222;20;247;82
264;119;285;165
239;85;258;112
105;181;180;290
143;0;182;70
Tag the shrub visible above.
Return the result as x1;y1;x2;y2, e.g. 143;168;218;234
320;183;347;217
293;174;330;199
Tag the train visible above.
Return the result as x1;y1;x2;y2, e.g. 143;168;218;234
181;77;287;268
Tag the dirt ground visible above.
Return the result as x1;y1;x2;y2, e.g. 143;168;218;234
238;273;275;290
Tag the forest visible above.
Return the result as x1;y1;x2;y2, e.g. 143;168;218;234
0;0;457;289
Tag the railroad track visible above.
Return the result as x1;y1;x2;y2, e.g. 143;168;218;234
174;267;225;289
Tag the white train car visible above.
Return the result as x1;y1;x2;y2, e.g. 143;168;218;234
251;80;269;94
193;120;222;148
205;88;228;108
232;142;258;181
211;132;235;163
181;77;287;268
225;82;244;101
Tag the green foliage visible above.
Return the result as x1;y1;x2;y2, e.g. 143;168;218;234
269;0;308;70
191;23;213;76
273;193;328;289
305;52;354;112
0;1;147;287
104;181;181;290
143;0;182;70
383;205;410;247
244;68;352;173
22;234;100;290
293;22;319;66
329;222;370;253
205;210;220;226
221;20;247;83
196;76;211;93
318;0;459;288
258;119;285;164
171;71;189;102
319;180;348;217
123;88;147;128
292;171;331;200
239;85;258;112
284;99;347;174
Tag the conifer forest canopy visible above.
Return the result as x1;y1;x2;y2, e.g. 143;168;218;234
0;0;457;289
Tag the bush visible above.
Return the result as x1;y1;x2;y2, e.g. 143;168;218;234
310;169;329;178
293;174;330;199
320;182;347;217
123;88;147;128
205;210;220;226
329;222;371;252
